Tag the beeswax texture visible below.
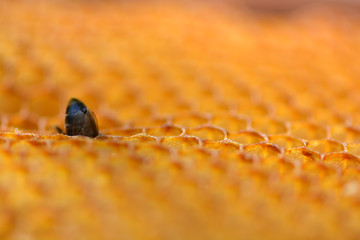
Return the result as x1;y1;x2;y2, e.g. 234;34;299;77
0;1;360;239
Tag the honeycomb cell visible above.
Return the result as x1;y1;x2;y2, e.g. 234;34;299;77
346;144;360;157
212;114;248;133
291;122;328;140
285;147;321;163
146;125;183;137
323;153;360;169
0;132;36;141
90;140;130;158
161;136;200;151
179;147;213;169
243;143;281;158
331;126;360;144
237;102;269;118
102;128;144;137
277;158;296;175
172;113;209;128
134;143;172;166
268;135;305;149
197;98;231;114
275;104;309;121
302;161;338;180
121;134;157;143
51;140;76;155
251;118;288;135
10;140;38;155
131;117;168;128
312;109;347;126
307;139;345;154
186;126;225;141
43;134;72;140
228;131;266;145
156;99;192;115
202;140;240;152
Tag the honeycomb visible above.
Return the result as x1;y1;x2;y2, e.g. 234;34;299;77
1;0;360;239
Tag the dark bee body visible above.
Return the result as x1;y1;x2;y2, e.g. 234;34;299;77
64;98;99;138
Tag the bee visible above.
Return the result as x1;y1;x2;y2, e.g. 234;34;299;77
56;98;99;138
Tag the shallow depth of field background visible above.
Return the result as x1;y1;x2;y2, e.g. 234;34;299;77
1;0;360;240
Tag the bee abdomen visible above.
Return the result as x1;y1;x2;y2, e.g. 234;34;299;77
64;98;99;138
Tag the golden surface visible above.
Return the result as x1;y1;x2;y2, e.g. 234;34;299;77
0;1;360;239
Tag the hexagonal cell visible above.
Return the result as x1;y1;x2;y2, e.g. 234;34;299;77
306;139;344;154
146;125;183;137
347;144;360;157
28;138;49;149
102;128;143;137
237;102;269;118
268;135;305;149
133;143;172;165
277;158;296;175
302;161;338;179
212;114;248;133
49;137;90;154
323;153;360;169
186;126;225;141
121;134;157;143
202;140;240;153
0;132;36;141
91;141;130;156
285;147;321;164
131;117;168;128
172;113;209;128
179;148;213;169
43;134;72;141
85;143;123;163
311;109;347;126
290;122;327;140
331;126;360;144
228;131;266;145
243;143;281;158
275;104;309;121
251;118;288;135
161;136;200;151
197;99;231;114
10;140;38;155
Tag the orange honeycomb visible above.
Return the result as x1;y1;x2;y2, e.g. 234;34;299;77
1;0;360;239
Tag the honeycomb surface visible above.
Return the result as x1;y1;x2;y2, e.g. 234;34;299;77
1;1;360;239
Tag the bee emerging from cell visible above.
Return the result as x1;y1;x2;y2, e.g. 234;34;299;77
56;98;99;138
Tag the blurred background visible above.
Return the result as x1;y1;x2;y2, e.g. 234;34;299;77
231;0;360;11
2;1;360;240
1;0;360;133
